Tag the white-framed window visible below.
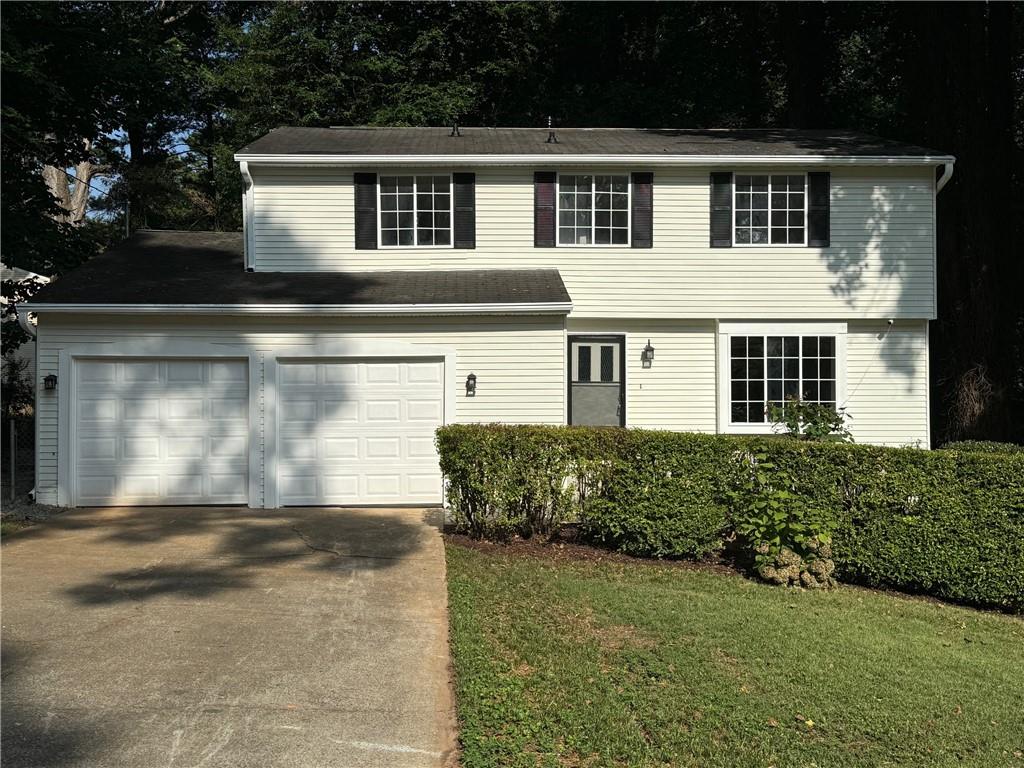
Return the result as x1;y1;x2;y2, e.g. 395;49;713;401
378;174;452;247
717;322;846;433
733;174;806;246
558;174;630;246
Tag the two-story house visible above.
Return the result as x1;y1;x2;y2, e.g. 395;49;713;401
25;127;954;508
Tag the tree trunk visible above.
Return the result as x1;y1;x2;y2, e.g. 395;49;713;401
41;138;103;225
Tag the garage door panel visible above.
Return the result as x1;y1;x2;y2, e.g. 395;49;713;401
74;359;248;506
407;400;443;421
79;399;117;421
122;361;161;383
323;437;359;458
365;363;401;384
280;400;317;422
277;359;443;506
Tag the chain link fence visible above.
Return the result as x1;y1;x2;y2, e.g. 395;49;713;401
1;416;35;504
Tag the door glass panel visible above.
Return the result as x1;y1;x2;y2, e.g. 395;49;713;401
577;346;592;383
600;346;615;382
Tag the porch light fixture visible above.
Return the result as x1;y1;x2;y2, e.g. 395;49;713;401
641;340;655;369
44;374;58;391
465;373;477;397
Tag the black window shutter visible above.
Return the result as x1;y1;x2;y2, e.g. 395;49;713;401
354;172;377;249
631;172;654;248
709;172;733;248
807;171;831;247
534;171;556;247
453;173;476;249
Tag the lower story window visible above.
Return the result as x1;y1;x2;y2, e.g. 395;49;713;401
729;334;837;423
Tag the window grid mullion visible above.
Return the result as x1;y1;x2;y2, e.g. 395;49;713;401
763;335;769;419
798;335;804;403
412;176;420;246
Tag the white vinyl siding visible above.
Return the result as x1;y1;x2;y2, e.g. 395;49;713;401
567;319;718;433
33;314;566;507
845;320;930;447
249;165;935;320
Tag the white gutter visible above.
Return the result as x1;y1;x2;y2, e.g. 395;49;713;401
234;153;957;167
23;302;574;316
936;160;955;193
16;308;36;338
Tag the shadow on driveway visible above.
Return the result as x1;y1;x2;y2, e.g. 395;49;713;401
1;505;456;768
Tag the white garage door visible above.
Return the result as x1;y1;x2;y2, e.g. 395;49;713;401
74;359;249;506
277;358;444;506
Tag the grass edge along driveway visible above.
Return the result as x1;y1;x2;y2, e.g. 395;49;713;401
446;541;1024;768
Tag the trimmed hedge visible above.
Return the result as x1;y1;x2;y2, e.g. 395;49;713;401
436;424;1024;612
939;440;1024;454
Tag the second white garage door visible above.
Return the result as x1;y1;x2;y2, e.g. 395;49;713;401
276;358;444;506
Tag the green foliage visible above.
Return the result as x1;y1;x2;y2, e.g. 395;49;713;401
766;397;852;442
436;425;1024;611
939;440;1024;454
1;354;35;419
727;444;837;587
436;425;589;540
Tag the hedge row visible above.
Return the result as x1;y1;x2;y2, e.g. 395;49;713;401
436;424;1024;612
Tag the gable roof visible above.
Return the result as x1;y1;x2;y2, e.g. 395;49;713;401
236;127;952;161
25;230;572;314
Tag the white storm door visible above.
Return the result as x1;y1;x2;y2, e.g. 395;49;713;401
74;359;249;506
276;358;444;506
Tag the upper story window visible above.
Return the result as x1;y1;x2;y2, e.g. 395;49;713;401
734;174;806;246
558;174;630;246
379;174;452;247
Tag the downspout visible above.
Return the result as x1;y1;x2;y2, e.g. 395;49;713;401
928;159;954;448
935;160;955;193
239;160;255;271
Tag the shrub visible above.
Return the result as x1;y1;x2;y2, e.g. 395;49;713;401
939;440;1024;454
766;396;852;442
578;430;730;558
435;424;1024;611
435;424;600;540
728;443;837;588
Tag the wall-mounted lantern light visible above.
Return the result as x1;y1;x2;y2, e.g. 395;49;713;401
465;373;477;397
44;374;58;391
641;340;655;369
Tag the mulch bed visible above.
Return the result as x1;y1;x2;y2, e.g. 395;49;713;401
444;523;742;578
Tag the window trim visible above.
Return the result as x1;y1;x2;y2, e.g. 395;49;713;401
717;322;847;434
731;172;808;247
376;171;455;249
555;172;632;248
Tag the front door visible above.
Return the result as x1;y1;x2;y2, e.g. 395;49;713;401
568;335;625;426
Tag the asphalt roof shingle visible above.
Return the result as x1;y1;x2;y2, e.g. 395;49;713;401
237;127;950;158
28;230;571;308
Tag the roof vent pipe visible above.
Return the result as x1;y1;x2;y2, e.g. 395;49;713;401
546;116;558;144
449;123;461;137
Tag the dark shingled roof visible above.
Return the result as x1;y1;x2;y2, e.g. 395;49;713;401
29;230;572;308
237;127;950;158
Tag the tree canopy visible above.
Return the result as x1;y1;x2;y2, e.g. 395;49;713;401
1;1;1021;441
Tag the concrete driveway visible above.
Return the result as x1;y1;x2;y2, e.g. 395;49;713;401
1;506;457;768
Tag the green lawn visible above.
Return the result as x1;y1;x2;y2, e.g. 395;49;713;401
446;541;1024;768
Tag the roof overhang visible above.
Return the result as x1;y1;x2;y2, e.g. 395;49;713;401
234;153;956;167
24;301;574;317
